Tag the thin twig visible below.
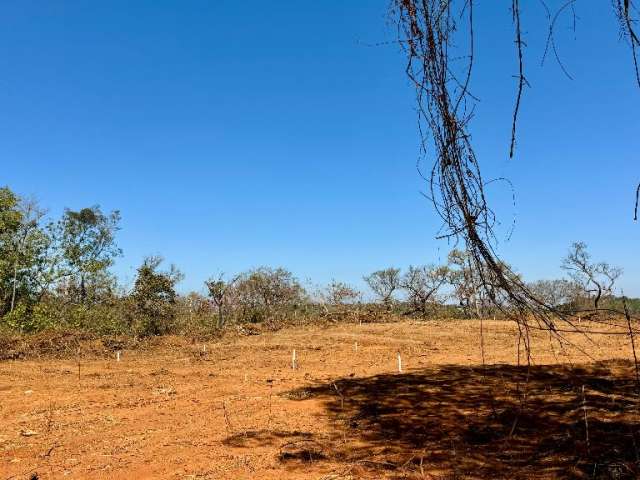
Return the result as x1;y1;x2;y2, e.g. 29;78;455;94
582;384;590;454
634;182;639;221
624;296;640;392
510;0;527;159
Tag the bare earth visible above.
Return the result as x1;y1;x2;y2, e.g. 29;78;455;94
1;319;638;479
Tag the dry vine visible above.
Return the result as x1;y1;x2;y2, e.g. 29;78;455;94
391;0;640;340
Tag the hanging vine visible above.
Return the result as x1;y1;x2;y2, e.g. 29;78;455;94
391;0;639;336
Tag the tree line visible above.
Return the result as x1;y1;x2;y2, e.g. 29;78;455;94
0;186;632;336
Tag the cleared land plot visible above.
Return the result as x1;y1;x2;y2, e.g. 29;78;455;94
1;319;639;479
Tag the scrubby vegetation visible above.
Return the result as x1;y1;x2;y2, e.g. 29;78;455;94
1;185;636;340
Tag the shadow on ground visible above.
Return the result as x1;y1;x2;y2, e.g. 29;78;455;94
270;361;640;479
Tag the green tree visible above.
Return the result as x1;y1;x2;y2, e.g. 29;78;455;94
131;256;183;335
0;187;24;314
0;188;72;326
233;267;305;322
7;198;50;312
60;206;121;304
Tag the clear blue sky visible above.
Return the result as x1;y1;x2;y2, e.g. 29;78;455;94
2;1;638;295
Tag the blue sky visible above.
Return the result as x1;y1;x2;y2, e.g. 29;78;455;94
2;1;638;295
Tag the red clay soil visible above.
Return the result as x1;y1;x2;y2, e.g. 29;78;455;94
1;319;639;479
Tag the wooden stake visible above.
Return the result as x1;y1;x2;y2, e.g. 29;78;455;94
397;351;402;373
354;342;358;352
77;347;81;382
292;349;297;370
267;382;273;429
116;351;121;362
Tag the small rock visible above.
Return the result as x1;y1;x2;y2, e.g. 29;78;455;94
153;387;176;396
20;429;39;437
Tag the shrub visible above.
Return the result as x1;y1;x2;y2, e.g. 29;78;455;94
232;267;306;323
131;256;183;336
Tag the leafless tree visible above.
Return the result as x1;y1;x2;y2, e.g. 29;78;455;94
364;268;401;309
446;249;520;317
400;264;448;316
205;273;238;328
561;242;623;310
324;280;361;306
527;279;582;310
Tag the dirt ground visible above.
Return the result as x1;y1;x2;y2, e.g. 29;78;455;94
1;319;639;479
